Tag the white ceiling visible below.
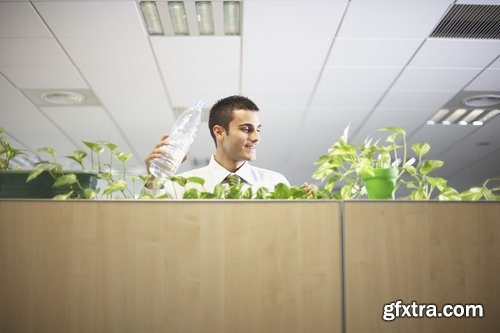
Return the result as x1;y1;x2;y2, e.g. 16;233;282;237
1;0;499;191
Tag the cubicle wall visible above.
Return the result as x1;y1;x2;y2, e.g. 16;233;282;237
0;201;341;333
1;200;499;333
344;202;500;333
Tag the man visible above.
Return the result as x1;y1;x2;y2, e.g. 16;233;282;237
145;95;290;198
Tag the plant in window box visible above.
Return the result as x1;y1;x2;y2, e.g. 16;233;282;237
37;140;150;200
0;128;98;199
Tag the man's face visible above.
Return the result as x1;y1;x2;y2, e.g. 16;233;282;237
219;109;261;163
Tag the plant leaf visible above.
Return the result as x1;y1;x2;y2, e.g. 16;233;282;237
420;160;444;175
187;176;205;186
272;183;291;199
412;143;431;158
53;191;73;200
103;180;127;195
53;173;77;187
26;168;45;182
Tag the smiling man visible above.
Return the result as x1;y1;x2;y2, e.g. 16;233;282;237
145;95;290;198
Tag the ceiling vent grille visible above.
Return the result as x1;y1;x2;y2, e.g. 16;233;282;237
430;4;500;39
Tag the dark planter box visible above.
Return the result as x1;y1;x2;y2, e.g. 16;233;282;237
0;170;98;199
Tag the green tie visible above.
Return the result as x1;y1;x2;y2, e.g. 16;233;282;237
225;174;242;186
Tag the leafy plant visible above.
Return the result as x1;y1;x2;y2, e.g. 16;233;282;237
460;177;500;201
0;128;26;170
0;135;151;199
311;125;468;200
312;125;408;199
399;143;461;200
163;176;333;200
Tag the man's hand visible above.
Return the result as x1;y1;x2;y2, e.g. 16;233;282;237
144;134;188;174
301;182;318;199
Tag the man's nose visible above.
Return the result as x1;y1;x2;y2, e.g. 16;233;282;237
250;130;260;142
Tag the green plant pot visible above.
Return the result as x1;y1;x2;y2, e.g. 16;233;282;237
0;170;98;199
362;168;398;200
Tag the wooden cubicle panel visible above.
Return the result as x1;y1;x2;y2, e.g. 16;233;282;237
0;201;341;333
344;202;500;333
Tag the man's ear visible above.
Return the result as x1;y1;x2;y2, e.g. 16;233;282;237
213;125;225;142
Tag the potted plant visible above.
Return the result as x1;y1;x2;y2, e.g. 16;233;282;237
312;125;461;200
312;126;407;199
1;128;151;199
0;129;99;199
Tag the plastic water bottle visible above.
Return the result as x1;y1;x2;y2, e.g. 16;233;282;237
149;100;204;178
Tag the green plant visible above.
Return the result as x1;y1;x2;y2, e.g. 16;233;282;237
460;178;500;201
161;176;333;200
0;128;26;170
312;125;465;200
65;141;152;199
312;125;407;199
399;143;461;200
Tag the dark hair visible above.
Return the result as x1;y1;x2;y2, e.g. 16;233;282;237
208;95;259;145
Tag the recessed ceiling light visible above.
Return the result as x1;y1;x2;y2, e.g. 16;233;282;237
40;91;85;105
463;94;500;108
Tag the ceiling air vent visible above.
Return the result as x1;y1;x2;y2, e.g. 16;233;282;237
430;4;500;39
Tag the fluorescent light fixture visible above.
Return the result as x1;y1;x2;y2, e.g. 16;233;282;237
169;1;189;35
473;109;500;126
196;1;214;35
426;108;449;125
224;1;240;35
442;108;467;125
458;109;484;125
140;1;164;35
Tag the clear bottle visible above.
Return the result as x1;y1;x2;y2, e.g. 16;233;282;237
149;100;204;178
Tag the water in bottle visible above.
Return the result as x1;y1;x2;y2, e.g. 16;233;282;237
149;100;204;178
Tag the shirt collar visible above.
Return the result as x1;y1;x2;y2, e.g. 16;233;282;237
208;155;256;186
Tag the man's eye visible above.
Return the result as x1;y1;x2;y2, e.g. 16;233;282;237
241;126;250;133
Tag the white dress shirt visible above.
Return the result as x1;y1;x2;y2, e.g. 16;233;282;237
158;155;290;199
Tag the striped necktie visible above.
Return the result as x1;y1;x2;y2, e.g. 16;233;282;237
225;174;242;186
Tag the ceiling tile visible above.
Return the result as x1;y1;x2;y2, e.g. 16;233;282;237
41;105;133;155
0;2;51;38
0;75;34;107
338;1;452;39
489;57;500;69
243;1;347;38
242;67;320;110
392;67;482;91
1;65;87;89
244;37;332;67
310;90;385;111
1;105;78;153
78;66;164;91
328;38;423;68
410;125;477;161
465;69;500;91
33;1;145;37
0;38;73;66
319;67;402;91
423;122;500;187
409;39;500;68
378;90;457;111
60;37;157;68
152;37;240;107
